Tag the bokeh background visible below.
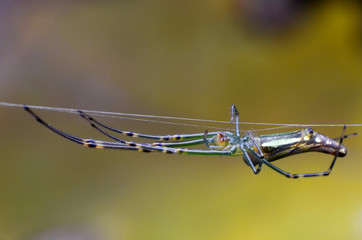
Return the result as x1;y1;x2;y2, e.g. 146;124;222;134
1;1;362;239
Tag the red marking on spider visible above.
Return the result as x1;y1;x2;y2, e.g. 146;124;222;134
218;133;226;142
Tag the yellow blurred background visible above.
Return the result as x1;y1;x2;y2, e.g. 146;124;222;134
0;1;362;239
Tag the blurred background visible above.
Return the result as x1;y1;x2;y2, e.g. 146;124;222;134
0;0;362;239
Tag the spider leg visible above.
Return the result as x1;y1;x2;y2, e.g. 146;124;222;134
203;130;210;148
333;132;357;141
25;106;232;156
201;130;219;148
78;110;219;141
229;131;264;175
79;110;217;148
240;144;260;174
152;139;214;147
261;126;347;178
231;105;240;137
24;105;149;151
245;131;264;173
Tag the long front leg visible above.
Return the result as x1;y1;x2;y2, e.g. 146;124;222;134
24;106;233;156
79;110;216;148
78;110;219;141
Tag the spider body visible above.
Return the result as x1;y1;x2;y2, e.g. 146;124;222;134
256;128;347;163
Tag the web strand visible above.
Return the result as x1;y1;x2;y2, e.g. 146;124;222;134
1;101;361;132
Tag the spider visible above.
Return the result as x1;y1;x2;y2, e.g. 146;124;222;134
24;105;349;178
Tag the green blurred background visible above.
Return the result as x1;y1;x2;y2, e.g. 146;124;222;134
1;1;362;239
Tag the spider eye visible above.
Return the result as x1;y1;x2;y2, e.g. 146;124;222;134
306;128;314;135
